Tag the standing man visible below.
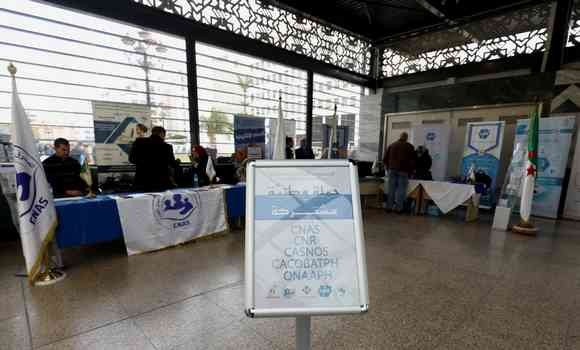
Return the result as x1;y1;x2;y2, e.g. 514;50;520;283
384;132;416;213
295;138;315;159
130;126;176;192
285;137;295;159
42;138;89;198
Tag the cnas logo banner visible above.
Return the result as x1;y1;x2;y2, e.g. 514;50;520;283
13;145;52;225
152;191;201;230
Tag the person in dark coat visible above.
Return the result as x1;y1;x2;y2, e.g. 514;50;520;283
42;138;89;198
129;126;176;192
295;139;315;159
191;145;210;187
415;146;433;180
383;132;416;213
285;137;294;159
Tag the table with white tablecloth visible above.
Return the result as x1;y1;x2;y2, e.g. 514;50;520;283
384;178;479;221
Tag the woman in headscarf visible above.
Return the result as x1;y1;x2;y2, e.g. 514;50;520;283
415;145;433;180
191;145;210;187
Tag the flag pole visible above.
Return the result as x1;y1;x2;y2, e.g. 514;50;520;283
8;63;66;285
512;99;541;236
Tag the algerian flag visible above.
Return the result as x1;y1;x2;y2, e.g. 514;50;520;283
520;104;540;223
272;95;286;160
9;65;58;283
79;153;92;190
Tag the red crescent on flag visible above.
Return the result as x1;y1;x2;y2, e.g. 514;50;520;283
526;165;536;176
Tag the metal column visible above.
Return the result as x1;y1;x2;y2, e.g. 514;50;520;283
185;37;200;147
306;71;314;148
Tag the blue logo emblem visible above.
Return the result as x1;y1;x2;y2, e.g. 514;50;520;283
13;145;50;223
516;124;527;134
319;285;332;297
283;288;295;298
153;191;200;229
478;129;490;139
426;132;436;141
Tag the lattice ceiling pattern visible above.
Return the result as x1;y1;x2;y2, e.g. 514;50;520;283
382;3;551;78
133;0;371;75
567;0;580;47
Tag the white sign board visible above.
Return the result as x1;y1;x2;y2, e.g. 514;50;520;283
245;160;369;317
564;129;580;220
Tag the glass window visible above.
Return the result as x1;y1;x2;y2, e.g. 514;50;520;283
196;42;307;156
313;74;366;159
0;0;190;160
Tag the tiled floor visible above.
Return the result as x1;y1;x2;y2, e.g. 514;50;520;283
1;209;579;349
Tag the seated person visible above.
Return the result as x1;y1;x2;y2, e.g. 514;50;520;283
191;145;211;187
42;138;89;198
130;126;176;192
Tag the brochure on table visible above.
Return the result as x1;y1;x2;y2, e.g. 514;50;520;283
245;160;368;317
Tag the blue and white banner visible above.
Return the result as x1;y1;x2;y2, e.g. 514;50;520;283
460;121;505;207
412;125;450;181
252;165;361;310
93;101;151;170
234;116;265;157
515;116;575;218
114;187;227;255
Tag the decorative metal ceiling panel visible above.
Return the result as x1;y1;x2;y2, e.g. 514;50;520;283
567;0;580;47
132;0;371;75
381;4;550;78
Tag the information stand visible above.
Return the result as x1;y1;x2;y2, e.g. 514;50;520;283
245;160;369;350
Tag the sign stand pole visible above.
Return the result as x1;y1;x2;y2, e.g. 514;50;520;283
295;316;311;350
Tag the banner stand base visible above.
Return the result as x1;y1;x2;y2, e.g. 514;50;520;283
34;268;66;287
296;316;311;350
512;222;539;236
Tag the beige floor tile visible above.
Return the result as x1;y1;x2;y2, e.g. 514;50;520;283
569;337;580;350
172;321;274;350
24;267;128;347
0;276;24;322
133;295;238;350
36;319;155;350
0;315;30;350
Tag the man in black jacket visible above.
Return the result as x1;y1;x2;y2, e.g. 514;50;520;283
43;138;89;198
383;132;416;213
130;126;176;192
295;139;315;159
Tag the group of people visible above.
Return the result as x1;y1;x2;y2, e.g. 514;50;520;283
41;124;213;198
383;132;433;213
129;124;212;192
286;137;315;159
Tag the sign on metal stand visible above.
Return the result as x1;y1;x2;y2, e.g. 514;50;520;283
245;160;369;350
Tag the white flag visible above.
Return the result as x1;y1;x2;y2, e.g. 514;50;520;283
206;156;216;182
10;73;58;283
272;97;286;160
327;105;338;159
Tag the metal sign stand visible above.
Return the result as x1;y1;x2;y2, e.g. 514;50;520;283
295;316;311;350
